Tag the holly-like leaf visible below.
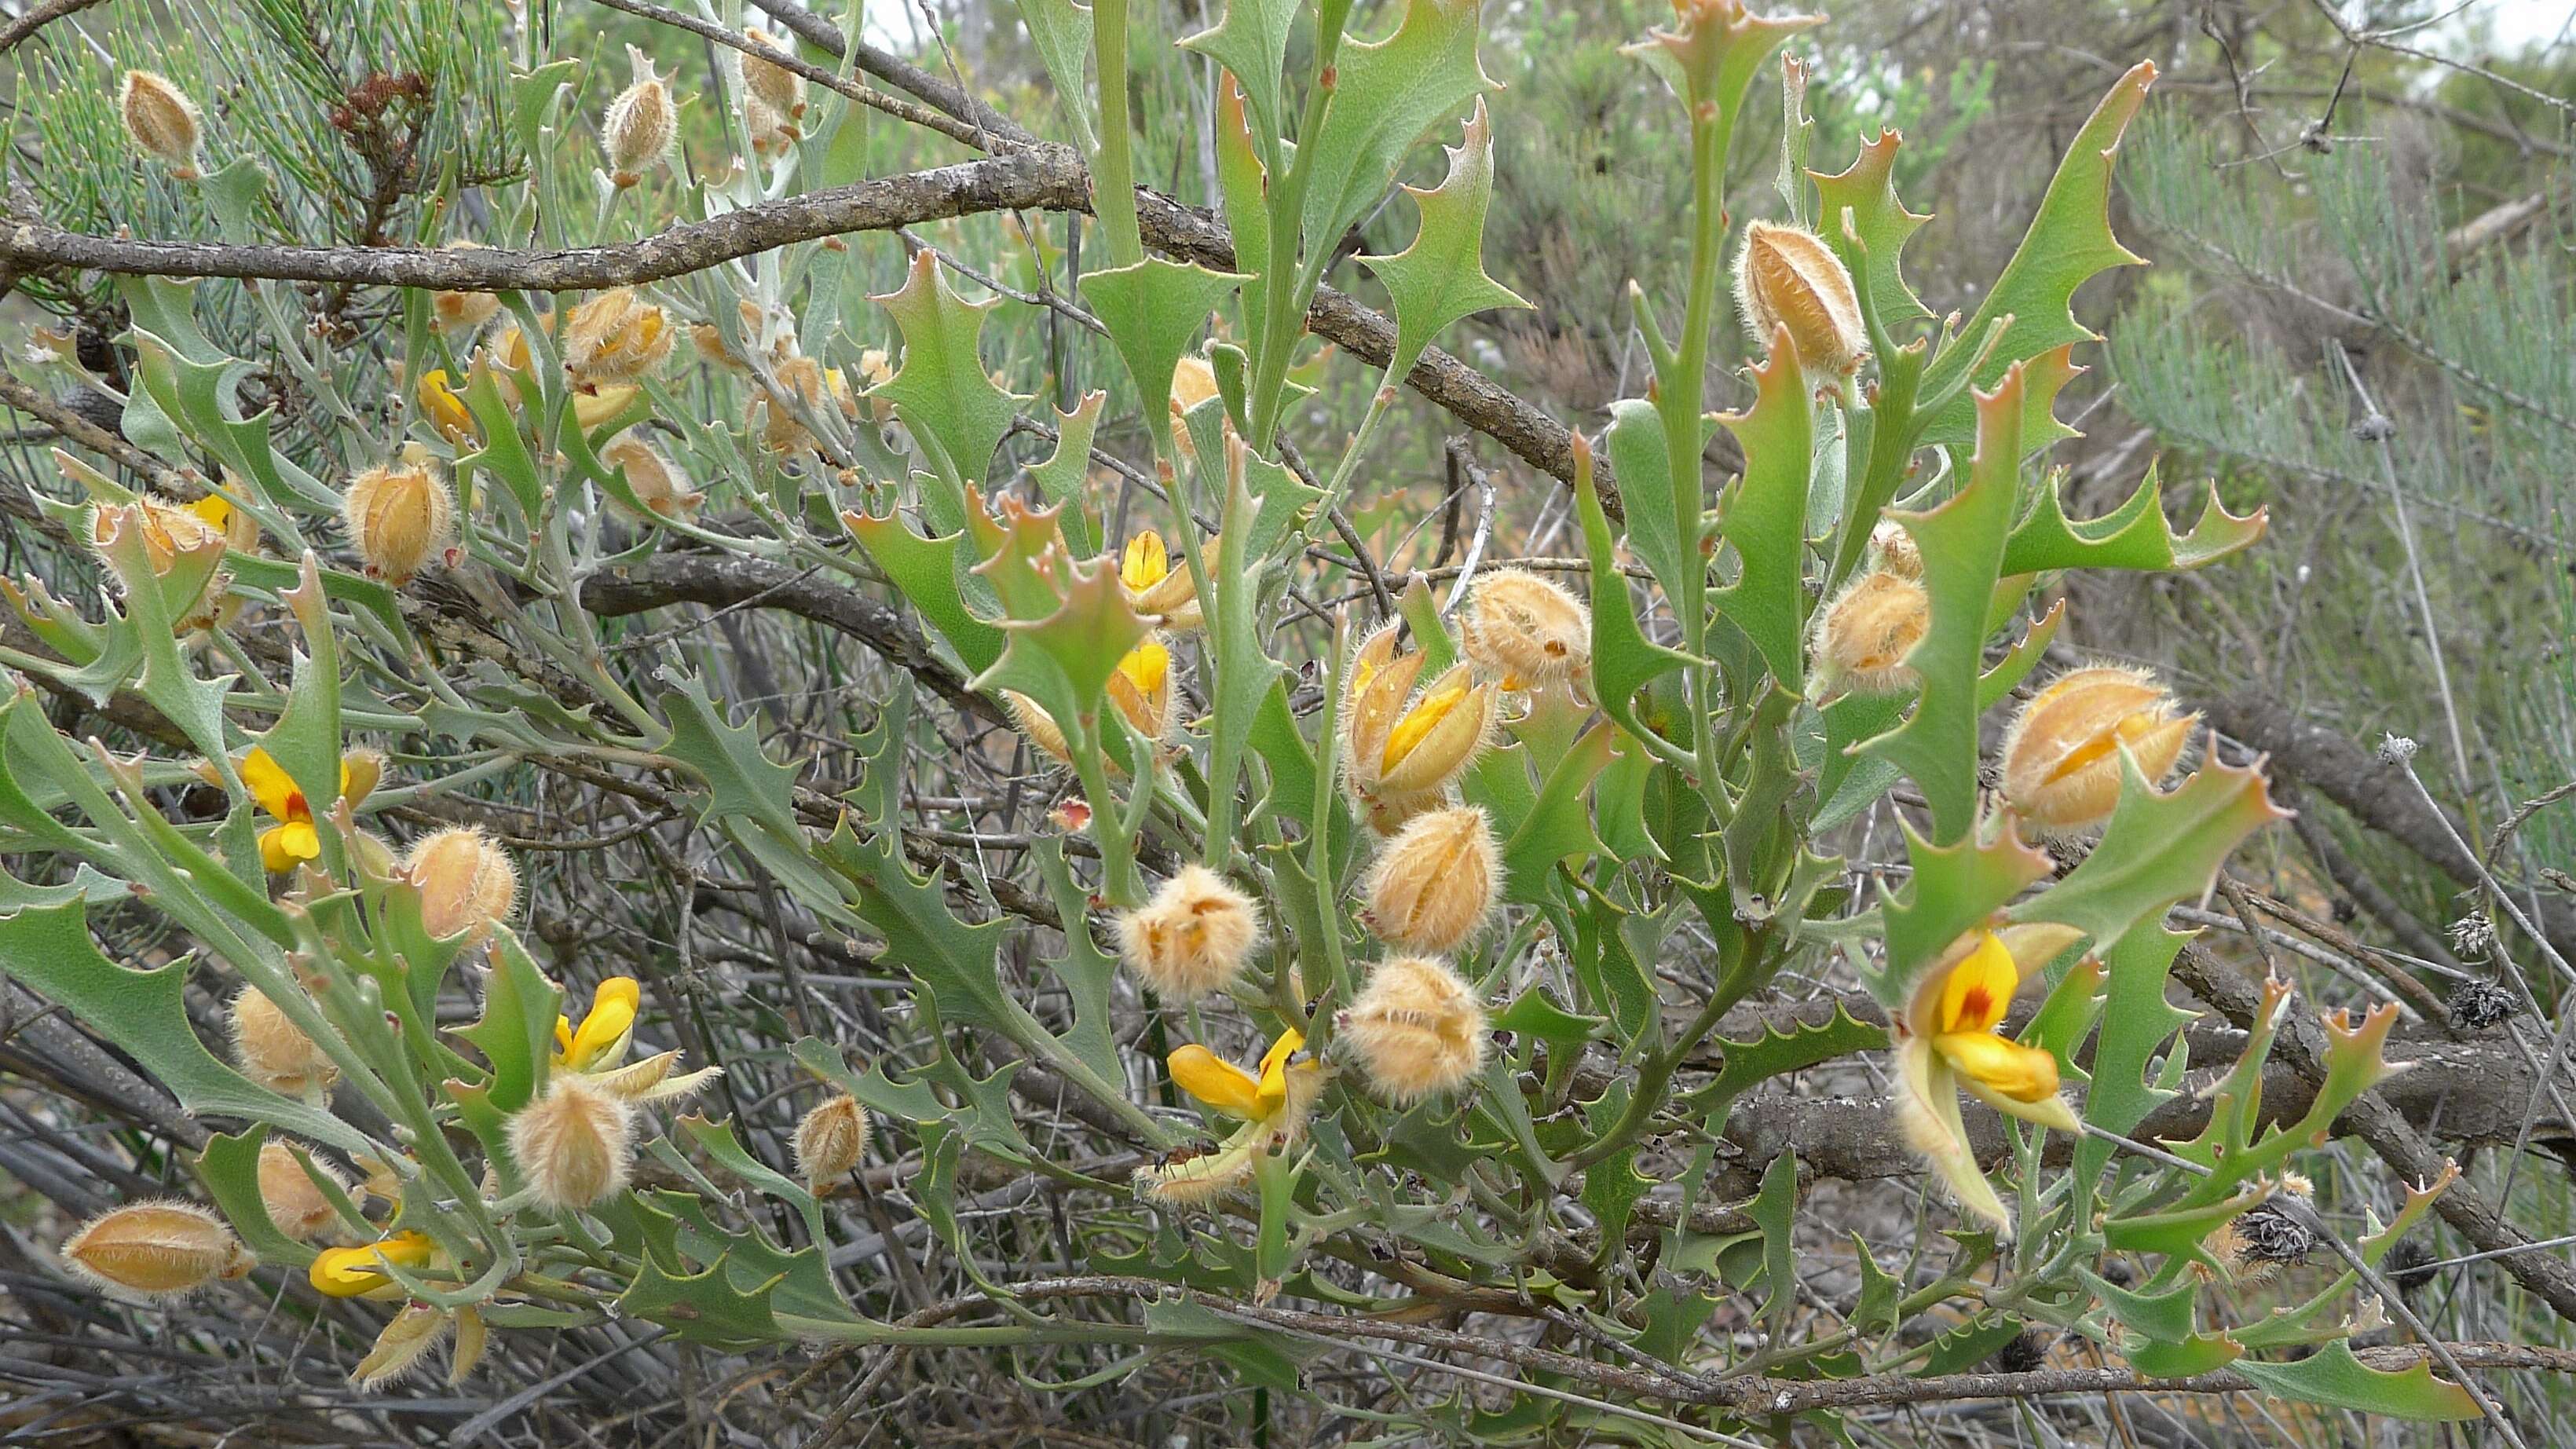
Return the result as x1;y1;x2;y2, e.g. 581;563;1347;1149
1356;98;1530;393
869;250;1030;509
1495;723;1615;901
2015;752;2287;951
1573;437;1695;759
659;669;803;843
453;926;563;1115
1715;339;1813;690
1864;813;2052;1004
2073;924;2196;1193
1683;1003;1885;1132
2230;1341;2483;1422
1078;258;1245;462
1602;399;1689;616
1179;0;1298;148
1813;129;1932;325
1298;0;1495;251
844;507;1008;675
968;546;1151;741
1012;0;1098;150
1022;390;1106;556
2001;463;2268;575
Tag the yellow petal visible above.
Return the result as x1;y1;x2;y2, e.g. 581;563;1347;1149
187;494;233;532
1894;1037;2013;1235
1959;1069;2084;1134
566;976;640;1070
241;747;299;821
1934;932;2019;1035
1169;1044;1263;1118
1382;682;1466;774
553;1013;576;1059
309;1231;434;1297
1119;640;1170;697
261;821;320;873
1255;1028;1306;1118
1934;1030;2062;1103
1122;532;1169;591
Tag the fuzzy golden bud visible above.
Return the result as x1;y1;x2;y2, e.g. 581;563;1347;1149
229;983;338;1097
351;1302;450;1392
741;28;808;121
430;241;501;334
63;1201;253;1297
1130;1146;1256;1209
1733;221;1866;378
507;1075;635;1212
1811;569;1927;696
1113;864;1264;1003
119;70;204;178
792;1093;871;1190
404;826;518;942
1458;569;1590;686
601;431;702;519
563;287;675;386
1342;626;1498;833
256;1140;349;1242
1339;956;1489;1103
602;48;676;188
1363;807;1502;954
342;445;456;586
1999;666;2197;833
1005;690;1074;768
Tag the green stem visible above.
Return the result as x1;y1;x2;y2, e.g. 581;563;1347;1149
1089;0;1144;268
1244;0;1355;448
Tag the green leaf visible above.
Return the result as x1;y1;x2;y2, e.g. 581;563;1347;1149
1601;400;1689;630
676;1113;821;1240
1078;258;1245;462
1573;441;1694;759
1012;0;1098;150
969;547;1151;742
1746;1151;1800;1337
1178;0;1297;148
1498;723;1615;902
1919;62;2156;446
617;1250;789;1348
1812;130;1932;325
1212;79;1275;363
2001;464;2267;575
844;507;1007;676
1714;346;1813;690
870;250;1030;512
453;927;562;1114
1491;987;1605;1045
197;1125;322;1268
1867;813;2051;1004
2230;1341;2482;1422
1298;0;1495;250
2073;924;2195;1192
1356;99;1529;390
2016;753;2287;950
1683;1004;1886;1132
1921;1315;2026;1377
1023;390;1106;557
659;669;803;842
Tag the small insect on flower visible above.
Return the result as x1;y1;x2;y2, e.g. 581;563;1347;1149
1342;624;1498;834
562;287;675;386
1338;956;1490;1103
1892;924;2085;1236
119;70;205;178
64;1201;255;1297
1733;220;1867;379
1999;666;2197;834
404;826;518;941
1810;569;1928;698
600;431;704;520
1458;569;1591;688
1136;1029;1326;1209
229;982;340;1096
256;1140;350;1242
1113;865;1265;1003
1121;530;1208;631
309;1231;437;1297
431;241;502;335
741;28;808;122
602;47;677;188
507;1075;636;1212
1363;807;1502;954
793;1094;871;1191
342;444;458;586
351;1302;452;1392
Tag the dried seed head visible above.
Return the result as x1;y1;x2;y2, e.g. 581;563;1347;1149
1113;865;1265;1003
507;1075;635;1211
602;48;677;187
1363;807;1502;955
1811;569;1927;696
1458;569;1591;686
792;1094;871;1190
119;70;204;177
1999;666;2197;833
2202;1203;2314;1286
600;431;702;519
404;826;518;941
1339;956;1489;1103
562;287;675;386
256;1141;349;1242
352;1302;451;1392
1733;221;1866;377
342;445;456;587
229;983;339;1097
64;1201;253;1297
431;241;501;334
741;28;808;119
2449;979;2518;1032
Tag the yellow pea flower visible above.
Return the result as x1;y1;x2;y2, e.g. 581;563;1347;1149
1894;924;2085;1237
309;1230;436;1297
554;976;640;1072
417;368;476;445
1169;1027;1309;1123
1137;1028;1327;1210
243;748;353;874
1118;530;1208;631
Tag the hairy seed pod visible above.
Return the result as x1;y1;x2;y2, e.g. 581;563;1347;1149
119;70;204;178
256;1141;348;1242
449;1304;488;1386
1338;957;1488;1103
600;431;702;519
1363;807;1502;954
1733;221;1867;377
744;91;797;159
741;28;808;119
342;445;456;586
229;983;339;1097
1373;665;1496;801
95;494;226;579
1005;690;1074;767
1999;666;2197;833
64;1202;254;1297
1812;569;1928;696
1132;1149;1255;1209
562;287;675;385
602;48;676;188
1458;569;1591;686
404;826;518;941
792;1094;871;1190
507;1076;635;1211
431;241;501;334
352;1302;451;1391
1113;865;1264;1003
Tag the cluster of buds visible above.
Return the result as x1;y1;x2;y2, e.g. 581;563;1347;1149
1342;623;1498;834
1998;665;2197;834
1733;219;1867;381
342;444;458;586
602;47;677;188
1337;956;1490;1103
1113;864;1265;1003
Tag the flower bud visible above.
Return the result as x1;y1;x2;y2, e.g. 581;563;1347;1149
1999;666;2197;833
256;1140;349;1241
342;445;456;586
507;1075;635;1211
63;1201;253;1296
229;983;339;1097
1112;864;1264;1003
1373;666;1495;800
431;241;501;335
1811;569;1927;696
1870;519;1922;580
1363;807;1502;954
1107;636;1175;743
1733;220;1867;377
416;367;476;445
352;1302;451;1392
1341;626;1497;833
563;287;675;386
792;1093;870;1191
1005;690;1074;768
741;28;808;121
601;431;702;520
403;826;518;941
1338;956;1488;1103
1458;569;1590;686
602;48;676;188
119;70;204;178
1169;354;1220;459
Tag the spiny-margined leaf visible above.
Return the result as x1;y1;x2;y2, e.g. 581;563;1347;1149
1012;0;1098;150
1498;722;1615;901
869;249;1030;512
1356;98;1529;397
2000;463;2268;575
1178;0;1297;150
1298;0;1495;251
1715;338;1813;691
1682;1003;1885;1132
2014;752;2287;951
843;507;1008;675
1574;437;1695;760
968;546;1151;743
2073;923;2197;1192
1023;390;1106;556
2230;1341;2482;1422
1078;258;1245;463
1812;128;1931;326
1864;811;2052;1004
1603;399;1689;611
